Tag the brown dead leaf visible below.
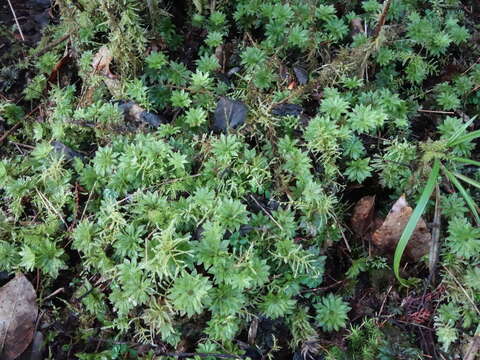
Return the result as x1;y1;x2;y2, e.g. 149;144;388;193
0;274;38;360
351;195;376;238
372;195;431;261
92;45;116;79
90;46;122;98
47;53;72;84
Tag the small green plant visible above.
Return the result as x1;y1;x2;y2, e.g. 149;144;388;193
314;294;350;332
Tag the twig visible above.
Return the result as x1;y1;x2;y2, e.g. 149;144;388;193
0;123;21;144
340;229;352;253
7;0;25;41
154;351;244;359
301;279;345;293
377;285;393;318
372;0;393;39
462;56;480;75
443;265;480;315
9;141;34;149
43;288;65;301
249;194;283;231
36;34;70;57
418;109;455;115
428;185;441;285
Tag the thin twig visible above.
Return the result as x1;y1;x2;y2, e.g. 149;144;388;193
7;0;25;41
249;194;283;231
340;229;352;253
377;285;393;318
9;141;34;149
418;109;455;115
301;279;345;293
462;56;480;75
154;352;244;359
36;34;70;57
443;265;480;315
43;288;65;301
428;185;441;285
0;123;21;144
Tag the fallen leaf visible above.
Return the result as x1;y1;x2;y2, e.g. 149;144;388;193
372;195;431;261
271;103;303;117
0;274;38;360
92;45;116;79
351;195;376;238
47;53;72;84
213;97;248;133
293;66;308;85
84;46;122;103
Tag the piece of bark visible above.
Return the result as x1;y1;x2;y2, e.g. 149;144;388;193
372;195;431;262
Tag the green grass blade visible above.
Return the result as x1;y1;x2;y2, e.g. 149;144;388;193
446;115;477;147
454;172;480;190
449;129;480;148
451;157;480;167
444;169;480;225
393;159;440;286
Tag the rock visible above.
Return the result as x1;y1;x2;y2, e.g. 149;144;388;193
372;195;431;262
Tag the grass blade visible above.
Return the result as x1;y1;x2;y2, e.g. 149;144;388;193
393;159;440;286
454;172;480;190
451;157;480;167
449;129;480;148
447;115;477;147
444;168;480;225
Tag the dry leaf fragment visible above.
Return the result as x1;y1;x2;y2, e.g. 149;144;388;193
372;195;431;261
350;195;376;238
0;274;38;360
92;45;115;79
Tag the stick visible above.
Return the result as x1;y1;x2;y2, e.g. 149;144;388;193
36;34;70;57
0;123;21;144
249;195;283;231
7;0;25;42
43;288;65;301
418;109;455;115
372;0;393;39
